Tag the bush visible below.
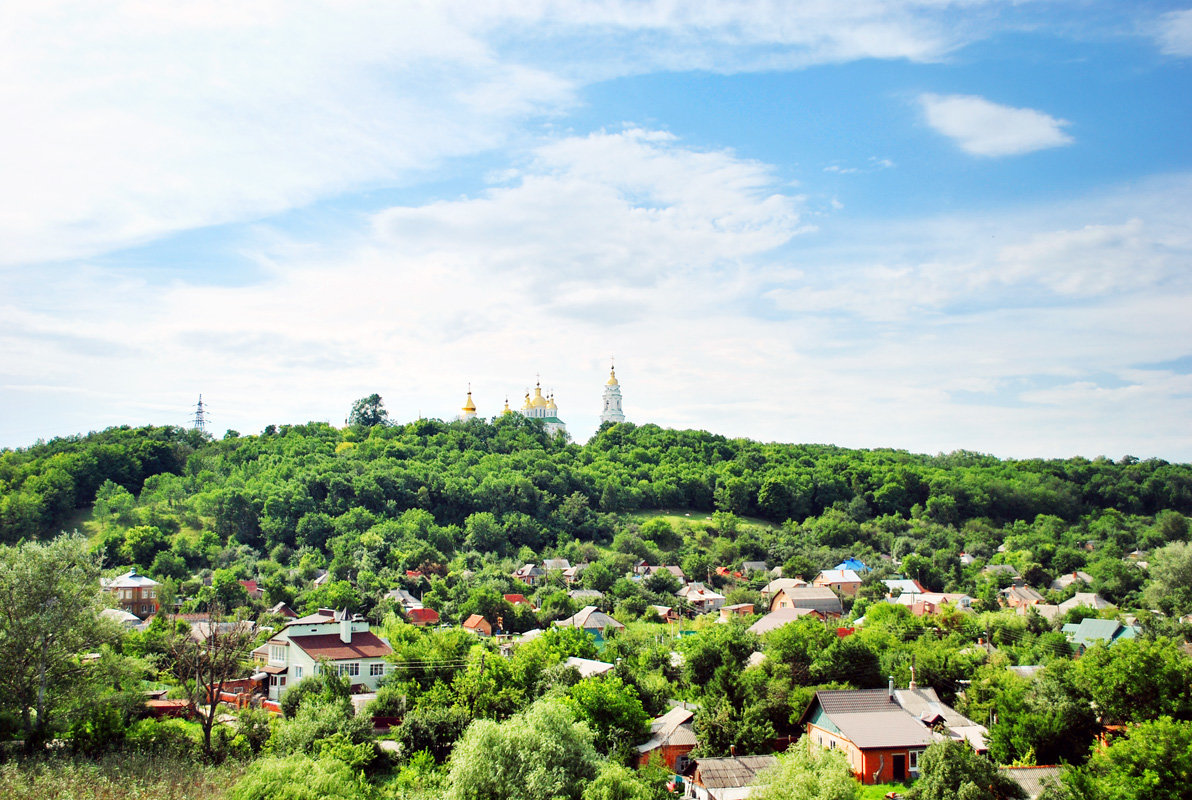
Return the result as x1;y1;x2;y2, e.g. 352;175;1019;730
229;754;375;800
124;717;202;759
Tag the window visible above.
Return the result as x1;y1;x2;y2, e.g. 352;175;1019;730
336;662;360;677
269;645;287;663
294;666;303;679
909;750;923;770
369;663;384;677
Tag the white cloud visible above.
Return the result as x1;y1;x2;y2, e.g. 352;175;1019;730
919;93;1073;157
1156;9;1192;56
0;1;1000;267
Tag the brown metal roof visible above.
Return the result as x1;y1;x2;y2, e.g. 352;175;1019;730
288;631;392;660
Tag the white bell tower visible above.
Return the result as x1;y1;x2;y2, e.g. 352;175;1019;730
600;360;626;424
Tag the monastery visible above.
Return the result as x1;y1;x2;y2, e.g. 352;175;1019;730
456;363;627;435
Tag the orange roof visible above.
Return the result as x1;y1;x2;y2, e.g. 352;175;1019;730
407;608;440;625
463;614;492;632
504;594;530;606
288;632;392;660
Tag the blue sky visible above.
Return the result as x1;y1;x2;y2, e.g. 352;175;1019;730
2;1;1191;460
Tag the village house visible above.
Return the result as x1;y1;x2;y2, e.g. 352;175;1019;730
893;592;974;617
652;605;682;623
718;603;754;622
406;607;440;626
101;568;160;619
554;606;625;639
1048;571;1094;592
760;577;808;598
747;607;823;635
684;755;778;800
768;585;843;617
814;569;863;597
513;563;544;586
677;582;727;613
1000;582;1046;609
258;608;393;702
637;706;698;770
1062;618;1140;653
1057;592;1114;616
799;682;988;784
462;614;493;636
564;656;615;679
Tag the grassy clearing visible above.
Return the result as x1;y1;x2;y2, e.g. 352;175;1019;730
628;509;783;533
0;753;247;800
857;783;911;799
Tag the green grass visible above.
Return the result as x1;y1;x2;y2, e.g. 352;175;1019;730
857;783;911;800
628;508;784;533
0;753;247;800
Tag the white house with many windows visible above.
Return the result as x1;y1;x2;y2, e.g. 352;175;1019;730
260;608;393;701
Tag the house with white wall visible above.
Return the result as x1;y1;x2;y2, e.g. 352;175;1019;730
260;608;393;701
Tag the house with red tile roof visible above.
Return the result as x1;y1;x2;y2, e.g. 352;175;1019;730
463;614;493;636
258;608;393;701
406;607;440;626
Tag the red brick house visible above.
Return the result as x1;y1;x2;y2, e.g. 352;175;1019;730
101;569;160;619
799;685;988;784
637;706;697;770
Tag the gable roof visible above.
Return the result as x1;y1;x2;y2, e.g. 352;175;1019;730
556;606;624;631
694;756;778;789
563;656;615;678
748;607;821;635
761;578;808;595
1049;571;1093;591
999;766;1063;799
543;558;571;571
406;607;440;625
883;578;926;596
834;558;870;573
804;688;985;751
637;706;698;753
463;614;492;633
287;631;392;660
816;569;863;585
1062;618;1139;649
1057;592;1114;614
770;586;843;615
270;602;298;618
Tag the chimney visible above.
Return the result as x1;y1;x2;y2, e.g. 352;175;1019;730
888;675;895;700
909;661;917;691
729;745;736;757
339;616;351;644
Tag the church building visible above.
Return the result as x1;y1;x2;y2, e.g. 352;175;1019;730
519;380;566;436
600;363;626;424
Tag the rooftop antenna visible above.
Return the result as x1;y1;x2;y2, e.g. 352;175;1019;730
191;395;208;433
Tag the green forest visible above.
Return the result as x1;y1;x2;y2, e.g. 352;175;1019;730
1;410;1191;800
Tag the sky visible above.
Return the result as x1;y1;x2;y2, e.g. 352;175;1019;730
2;1;1191;461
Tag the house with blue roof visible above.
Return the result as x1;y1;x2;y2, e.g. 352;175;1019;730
834;558;870;573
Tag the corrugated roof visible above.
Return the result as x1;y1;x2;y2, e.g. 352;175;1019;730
999;766;1063;799
748;608;820;635
695;756;777;789
829;711;936;749
288;631;392;660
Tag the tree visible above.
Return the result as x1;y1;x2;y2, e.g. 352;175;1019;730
566;674;650;759
0;534;113;748
1074;637;1192;725
907;739;1025;800
583;762;656;800
1143;541;1192;616
446;699;599;800
347;394;389;427
1052;717;1192;800
752;743;859;800
169;608;255;761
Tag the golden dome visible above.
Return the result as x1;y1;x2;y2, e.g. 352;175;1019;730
606;367;619;386
546;393;557;410
461;388;476;413
521;391;532;411
531;382;548;408
502;397;512;415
